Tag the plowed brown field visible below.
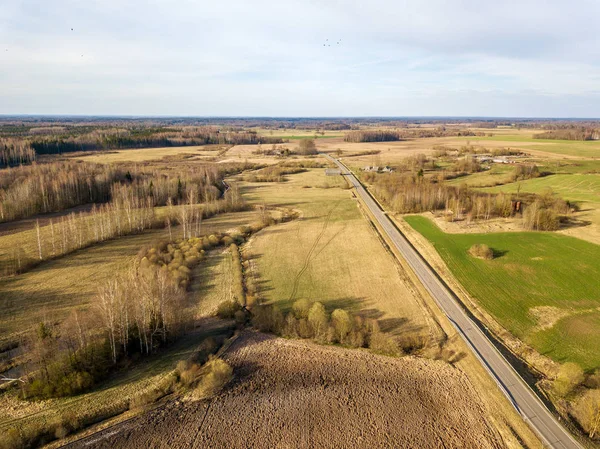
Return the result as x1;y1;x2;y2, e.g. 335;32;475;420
78;331;504;449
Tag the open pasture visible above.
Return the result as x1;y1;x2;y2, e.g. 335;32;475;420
482;173;600;204
238;168;434;344
71;145;223;163
404;215;600;370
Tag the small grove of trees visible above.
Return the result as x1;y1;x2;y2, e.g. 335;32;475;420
0;138;36;167
297;139;318;155
366;171;572;229
511;164;540;182
23;262;193;399
452;156;481;175
138;238;206;290
177;356;233;400
249;299;401;356
367;171;515;220
522;190;570;231
0;160;239;223
344;130;402;143
535;128;600;141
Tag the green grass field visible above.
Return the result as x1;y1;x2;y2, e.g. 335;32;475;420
482;174;600;204
445;165;515;187
404;215;600;370
455;134;600;158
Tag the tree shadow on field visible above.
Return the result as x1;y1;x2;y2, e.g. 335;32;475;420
491;248;508;258
323;297;366;314
378;317;409;333
251;228;289;236
559;217;592;230
190;249;227;295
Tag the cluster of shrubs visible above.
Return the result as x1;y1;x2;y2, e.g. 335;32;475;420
249;299;402;356
173;335;233;400
139;238;206;289
511;163;541;181
547;362;600;439
452;156;482;175
468;244;495;260
176;356;233;400
522;191;572;231
229;243;246;305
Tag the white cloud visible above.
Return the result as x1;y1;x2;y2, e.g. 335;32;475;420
0;0;599;115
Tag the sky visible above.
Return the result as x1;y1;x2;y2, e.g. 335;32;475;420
1;0;599;117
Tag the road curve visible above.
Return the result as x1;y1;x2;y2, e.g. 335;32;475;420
324;154;582;449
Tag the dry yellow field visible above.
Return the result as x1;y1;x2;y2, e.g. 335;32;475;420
236;168;437;346
71;146;222;163
189;249;234;318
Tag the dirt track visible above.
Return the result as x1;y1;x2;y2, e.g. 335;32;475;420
76;331;503;449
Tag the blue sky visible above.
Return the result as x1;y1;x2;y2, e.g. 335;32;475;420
1;0;599;117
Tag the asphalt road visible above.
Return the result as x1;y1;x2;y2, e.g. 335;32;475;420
325;154;583;449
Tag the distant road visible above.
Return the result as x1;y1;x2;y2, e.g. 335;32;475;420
324;154;582;449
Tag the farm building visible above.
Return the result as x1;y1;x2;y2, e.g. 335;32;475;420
362;165;394;173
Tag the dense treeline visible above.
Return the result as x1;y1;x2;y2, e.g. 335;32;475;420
0;162;123;222
365;171;570;230
28;127;283;155
344;131;403;142
2;184;247;276
535;128;600;141
0;161;249;223
0;138;36;167
344;128;486;142
2;117;600;136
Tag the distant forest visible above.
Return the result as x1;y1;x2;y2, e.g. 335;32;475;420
2;116;600;165
0;126;283;165
534;126;600;141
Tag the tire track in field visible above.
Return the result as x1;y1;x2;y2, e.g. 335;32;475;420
288;202;340;302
